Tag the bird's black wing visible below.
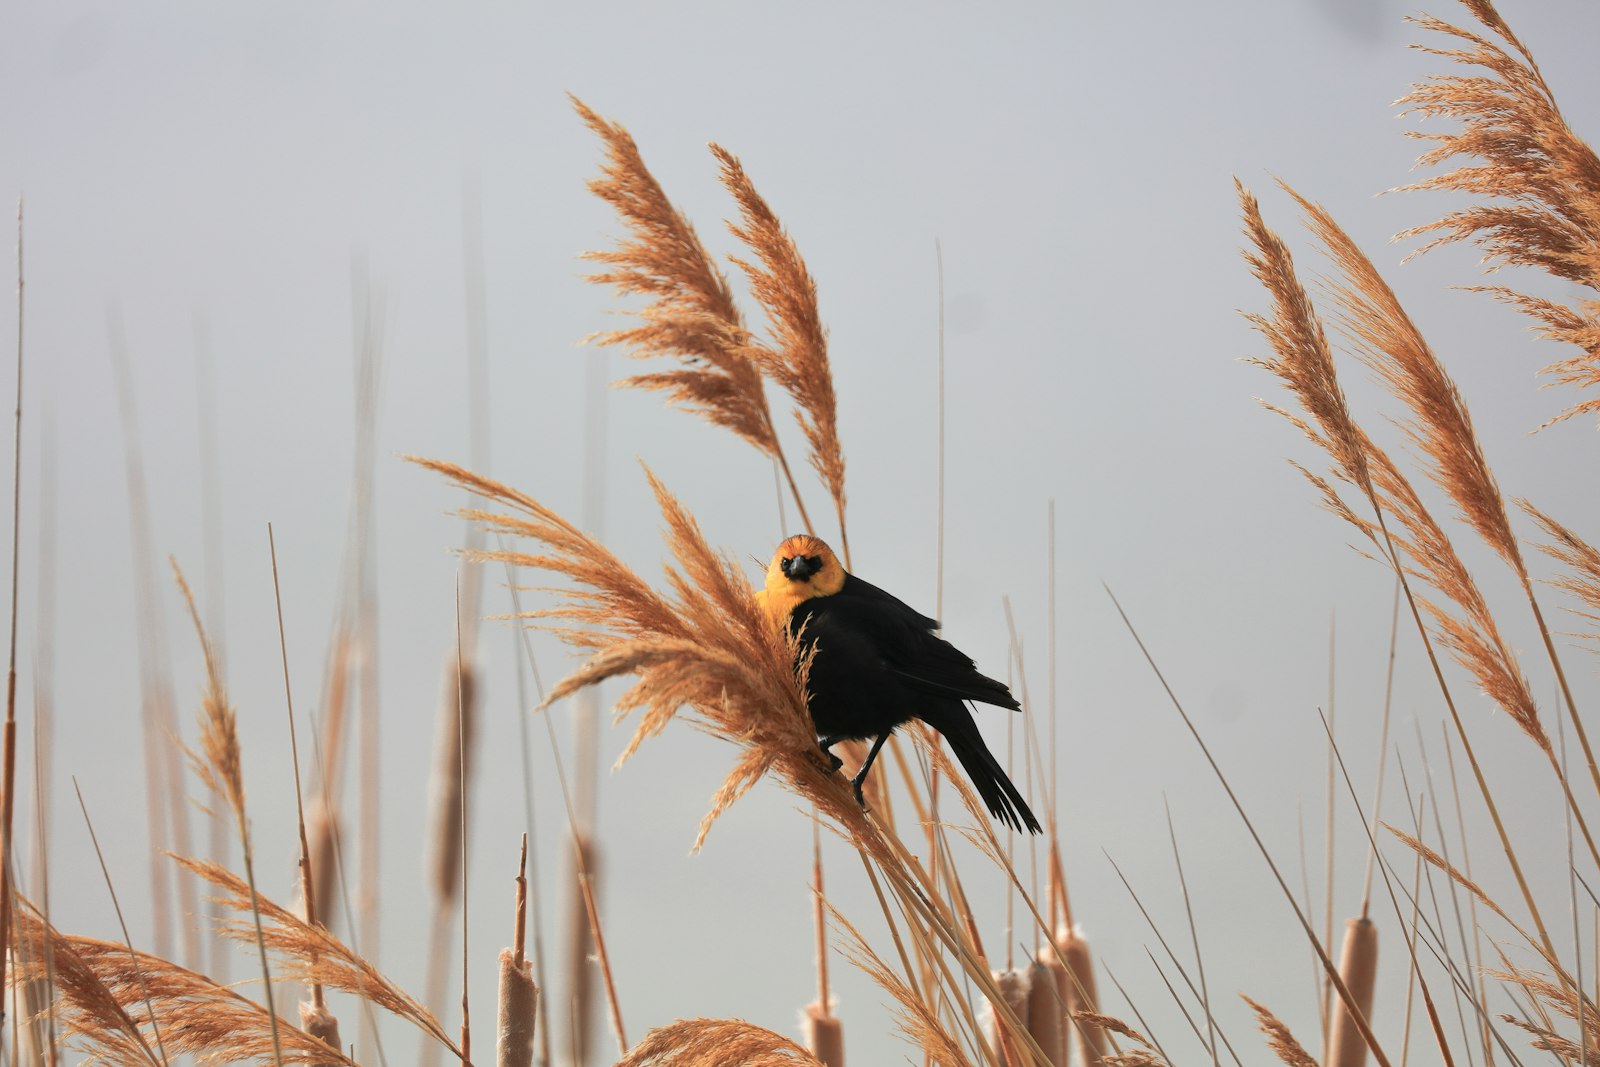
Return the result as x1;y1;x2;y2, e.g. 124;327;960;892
825;576;1019;711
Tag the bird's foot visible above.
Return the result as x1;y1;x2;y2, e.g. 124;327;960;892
850;774;869;812
816;736;846;774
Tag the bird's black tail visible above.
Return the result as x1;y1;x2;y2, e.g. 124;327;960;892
928;701;1042;834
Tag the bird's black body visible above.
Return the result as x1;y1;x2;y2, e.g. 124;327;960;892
787;572;1041;834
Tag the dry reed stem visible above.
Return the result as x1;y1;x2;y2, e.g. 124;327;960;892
616;1018;827;1067
1394;2;1600;427
0;194;21;1066
1381;823;1560;975
1326;917;1379;1067
495;949;536;1067
1240;995;1317;1067
563;830;595;1067
172;854;465;1060
1106;586;1394;1067
711;143;849;558
802;1003;843;1067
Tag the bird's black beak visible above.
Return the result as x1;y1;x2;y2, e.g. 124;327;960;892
782;555;821;581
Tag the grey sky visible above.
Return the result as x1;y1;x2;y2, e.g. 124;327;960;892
3;1;1598;1063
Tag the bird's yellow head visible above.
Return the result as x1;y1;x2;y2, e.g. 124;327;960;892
756;534;846;627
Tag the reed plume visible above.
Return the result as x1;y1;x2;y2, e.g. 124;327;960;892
1289;181;1600;813
1241;995;1318;1067
1239;180;1561;961
11;900;357;1067
408;455;853;849
172;854;465;1060
1524;502;1600;636
615;1018;827;1067
573;97;783;463
711;144;849;556
1395;1;1600;427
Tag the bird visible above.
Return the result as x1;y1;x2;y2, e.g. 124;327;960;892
755;533;1041;834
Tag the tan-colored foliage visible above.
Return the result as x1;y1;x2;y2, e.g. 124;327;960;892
712;145;848;532
1395;1;1600;426
172;854;463;1059
1240;183;1549;756
408;455;860;851
1241;994;1318;1067
1524;501;1600;637
615;1018;826;1067
11;901;356;1067
573;98;781;459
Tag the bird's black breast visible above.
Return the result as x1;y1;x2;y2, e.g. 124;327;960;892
787;574;1017;739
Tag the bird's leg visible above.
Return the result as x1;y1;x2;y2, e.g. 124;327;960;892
850;733;890;811
816;734;847;773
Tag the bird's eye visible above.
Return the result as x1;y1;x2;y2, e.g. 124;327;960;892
806;555;823;571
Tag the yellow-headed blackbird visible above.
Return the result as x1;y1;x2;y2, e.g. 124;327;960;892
757;534;1041;834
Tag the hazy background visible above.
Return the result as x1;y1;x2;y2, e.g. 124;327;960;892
3;1;1598;1063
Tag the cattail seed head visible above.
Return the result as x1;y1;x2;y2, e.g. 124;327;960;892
497;947;538;1067
1026;957;1065;1067
990;967;1032;1067
803;1001;843;1067
1328;917;1378;1067
299;1000;343;1064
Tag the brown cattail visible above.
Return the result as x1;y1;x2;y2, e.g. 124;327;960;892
1327;917;1378;1067
803;1001;843;1067
426;650;477;903
1037;946;1071;1067
1059;925;1107;1067
1026;957;1064;1067
990;968;1032;1067
497;948;538;1067
299;1000;343;1064
306;801;340;934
